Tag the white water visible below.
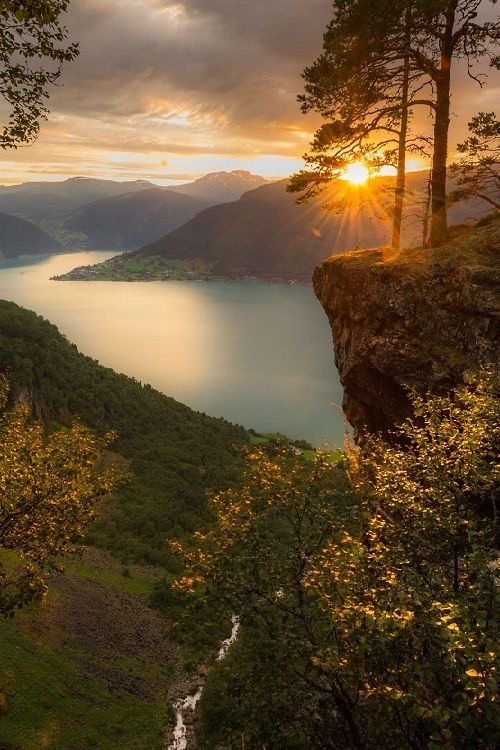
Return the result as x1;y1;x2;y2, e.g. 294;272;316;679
167;616;240;750
217;614;240;661
168;689;203;750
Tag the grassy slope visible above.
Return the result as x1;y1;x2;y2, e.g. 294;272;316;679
321;212;500;273
0;549;173;750
52;256;221;282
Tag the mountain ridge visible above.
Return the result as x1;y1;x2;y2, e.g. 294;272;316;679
0;211;61;258
166;169;268;204
65;187;211;249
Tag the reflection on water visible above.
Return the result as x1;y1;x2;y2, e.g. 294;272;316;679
0;251;344;446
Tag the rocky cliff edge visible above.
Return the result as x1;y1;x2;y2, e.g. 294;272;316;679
313;214;500;440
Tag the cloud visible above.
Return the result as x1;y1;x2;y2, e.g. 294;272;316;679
54;1;331;138
1;0;499;182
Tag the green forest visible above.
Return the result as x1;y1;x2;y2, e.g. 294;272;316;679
0;300;247;565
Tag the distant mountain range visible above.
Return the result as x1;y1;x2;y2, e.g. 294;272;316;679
66;188;210;250
0;212;61;258
0;171;268;252
167;169;269;204
55;171;496;283
0;176;154;222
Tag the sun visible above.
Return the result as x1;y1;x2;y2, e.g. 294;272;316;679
341;162;370;185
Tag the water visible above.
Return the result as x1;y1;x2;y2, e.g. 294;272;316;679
0;251;345;446
167;615;240;750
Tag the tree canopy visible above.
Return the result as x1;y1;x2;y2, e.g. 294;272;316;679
0;0;78;148
0;375;122;616
176;372;500;748
449;111;500;210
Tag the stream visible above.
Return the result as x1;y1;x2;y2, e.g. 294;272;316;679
166;615;240;750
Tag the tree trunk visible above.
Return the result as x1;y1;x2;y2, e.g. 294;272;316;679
429;0;457;248
422;169;432;247
429;64;451;246
391;10;411;250
392;109;408;249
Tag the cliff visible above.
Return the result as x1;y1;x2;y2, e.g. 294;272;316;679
313;214;500;440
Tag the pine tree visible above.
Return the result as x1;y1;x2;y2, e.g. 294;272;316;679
290;0;499;247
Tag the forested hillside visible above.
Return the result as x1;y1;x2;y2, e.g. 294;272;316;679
0;212;61;258
0;300;247;566
66;187;210;249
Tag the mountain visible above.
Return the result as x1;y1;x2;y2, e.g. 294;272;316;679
0;191;82;222
0;300;246;564
59;170;496;283
168;169;269;204
0;173;266;249
145;178;384;280
66;187;211;249
0;176;154;223
70;178;390;282
0;211;61;258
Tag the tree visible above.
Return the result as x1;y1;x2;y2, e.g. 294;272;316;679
288;0;428;250
0;376;122;616
175;372;499;748
290;0;499;247
449;111;500;209
0;0;78;148
413;1;499;245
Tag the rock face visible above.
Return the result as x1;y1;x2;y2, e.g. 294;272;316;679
313;216;500;440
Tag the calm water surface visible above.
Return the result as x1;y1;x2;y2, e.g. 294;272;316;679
0;251;345;446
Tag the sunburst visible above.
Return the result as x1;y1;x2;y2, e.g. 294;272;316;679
341;162;370;185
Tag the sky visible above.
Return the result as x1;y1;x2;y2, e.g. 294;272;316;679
0;0;498;185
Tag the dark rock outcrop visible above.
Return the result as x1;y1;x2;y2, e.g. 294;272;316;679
313;215;500;440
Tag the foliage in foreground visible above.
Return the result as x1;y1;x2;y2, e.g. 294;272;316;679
0;375;122;616
0;0;78;148
175;372;499;749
